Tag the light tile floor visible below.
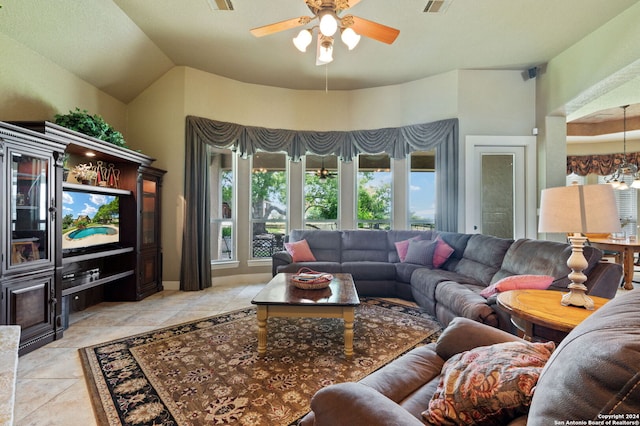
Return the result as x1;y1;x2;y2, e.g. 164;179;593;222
13;279;635;425
14;282;265;426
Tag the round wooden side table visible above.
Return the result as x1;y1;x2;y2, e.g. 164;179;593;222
496;289;610;343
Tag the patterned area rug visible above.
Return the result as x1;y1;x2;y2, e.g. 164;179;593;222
79;298;442;426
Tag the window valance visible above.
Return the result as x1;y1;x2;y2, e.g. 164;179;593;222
185;115;458;161
567;153;640;176
181;115;459;291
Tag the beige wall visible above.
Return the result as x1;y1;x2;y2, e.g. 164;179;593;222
0;33;127;132
126;66;536;283
536;2;640;191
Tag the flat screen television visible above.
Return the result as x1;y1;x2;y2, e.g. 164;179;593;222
61;189;121;256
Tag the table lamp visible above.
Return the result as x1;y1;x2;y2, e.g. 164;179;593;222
538;184;621;310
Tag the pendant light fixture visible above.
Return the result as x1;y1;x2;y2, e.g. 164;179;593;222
606;105;640;190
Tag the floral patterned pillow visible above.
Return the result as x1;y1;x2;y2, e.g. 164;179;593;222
422;340;556;425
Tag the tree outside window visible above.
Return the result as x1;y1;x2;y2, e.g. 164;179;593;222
357;154;391;229
251;152;287;258
210;148;234;261
304;155;338;230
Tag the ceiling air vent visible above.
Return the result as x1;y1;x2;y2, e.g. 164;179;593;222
424;0;453;13
207;0;234;11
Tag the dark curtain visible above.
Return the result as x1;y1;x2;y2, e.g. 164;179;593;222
181;116;459;291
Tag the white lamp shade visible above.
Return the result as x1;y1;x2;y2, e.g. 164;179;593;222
293;29;313;52
318;43;333;64
319;12;338;36
316;36;334;65
538;184;621;234
341;27;361;50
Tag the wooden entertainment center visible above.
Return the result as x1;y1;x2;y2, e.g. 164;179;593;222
0;121;165;354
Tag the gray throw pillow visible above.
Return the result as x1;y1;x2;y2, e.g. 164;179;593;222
404;239;437;266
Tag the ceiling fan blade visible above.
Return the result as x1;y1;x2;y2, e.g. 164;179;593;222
348;15;400;44
337;0;363;11
250;16;312;38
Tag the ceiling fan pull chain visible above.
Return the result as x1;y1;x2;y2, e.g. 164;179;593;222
325;64;329;93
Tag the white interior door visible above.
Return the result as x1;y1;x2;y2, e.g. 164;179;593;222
465;136;537;239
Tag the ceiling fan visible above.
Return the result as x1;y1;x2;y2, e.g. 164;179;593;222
250;0;400;65
309;158;337;179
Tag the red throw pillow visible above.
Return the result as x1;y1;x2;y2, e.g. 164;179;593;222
284;239;316;262
480;275;554;298
433;236;455;268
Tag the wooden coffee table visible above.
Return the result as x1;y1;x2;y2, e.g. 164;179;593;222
497;289;609;343
251;273;360;356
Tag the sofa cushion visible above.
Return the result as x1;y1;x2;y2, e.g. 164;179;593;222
491;238;602;289
454;234;514;285
404;239;438;266
395;263;425;283
528;289;640;422
342;261;396;281
435;281;497;325
284;239;316;262
276;262;342;274
434;232;473;271
289;230;342;262
341;230;389;262
422;340;555;426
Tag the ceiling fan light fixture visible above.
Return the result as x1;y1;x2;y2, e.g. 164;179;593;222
341;27;361;50
319;10;338;36
317;35;334;64
293;29;313;52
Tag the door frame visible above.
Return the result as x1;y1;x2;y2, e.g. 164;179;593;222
465;136;537;239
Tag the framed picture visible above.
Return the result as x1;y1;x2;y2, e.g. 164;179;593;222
11;241;40;264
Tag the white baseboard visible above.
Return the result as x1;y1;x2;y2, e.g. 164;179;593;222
162;273;271;291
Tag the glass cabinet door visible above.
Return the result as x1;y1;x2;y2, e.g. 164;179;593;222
141;178;157;246
9;150;51;266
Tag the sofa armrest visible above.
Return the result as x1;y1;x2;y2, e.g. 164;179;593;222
584;261;622;299
307;382;424;426
436;317;524;361
271;250;292;276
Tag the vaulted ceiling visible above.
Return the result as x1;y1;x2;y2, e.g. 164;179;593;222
0;0;639;134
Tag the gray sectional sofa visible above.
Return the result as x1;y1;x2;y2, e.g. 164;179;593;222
300;289;640;426
272;229;623;332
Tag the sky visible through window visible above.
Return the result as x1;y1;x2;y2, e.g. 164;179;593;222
411;172;435;221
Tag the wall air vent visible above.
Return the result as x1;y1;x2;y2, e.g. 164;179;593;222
207;0;234;11
424;0;453;13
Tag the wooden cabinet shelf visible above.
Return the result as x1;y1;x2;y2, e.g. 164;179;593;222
62;270;135;296
62;246;134;264
62;182;132;196
2;121;166;352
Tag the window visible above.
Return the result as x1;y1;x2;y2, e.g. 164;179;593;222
409;151;436;230
251;152;287;258
598;175;637;237
209;148;234;261
304;155;338;230
357;154;391;229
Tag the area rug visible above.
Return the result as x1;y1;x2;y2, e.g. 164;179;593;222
79;298;442;426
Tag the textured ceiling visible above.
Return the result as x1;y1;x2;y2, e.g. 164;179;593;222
0;0;638;128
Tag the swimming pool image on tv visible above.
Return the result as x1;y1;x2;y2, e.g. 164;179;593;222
62;190;120;250
67;226;118;240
